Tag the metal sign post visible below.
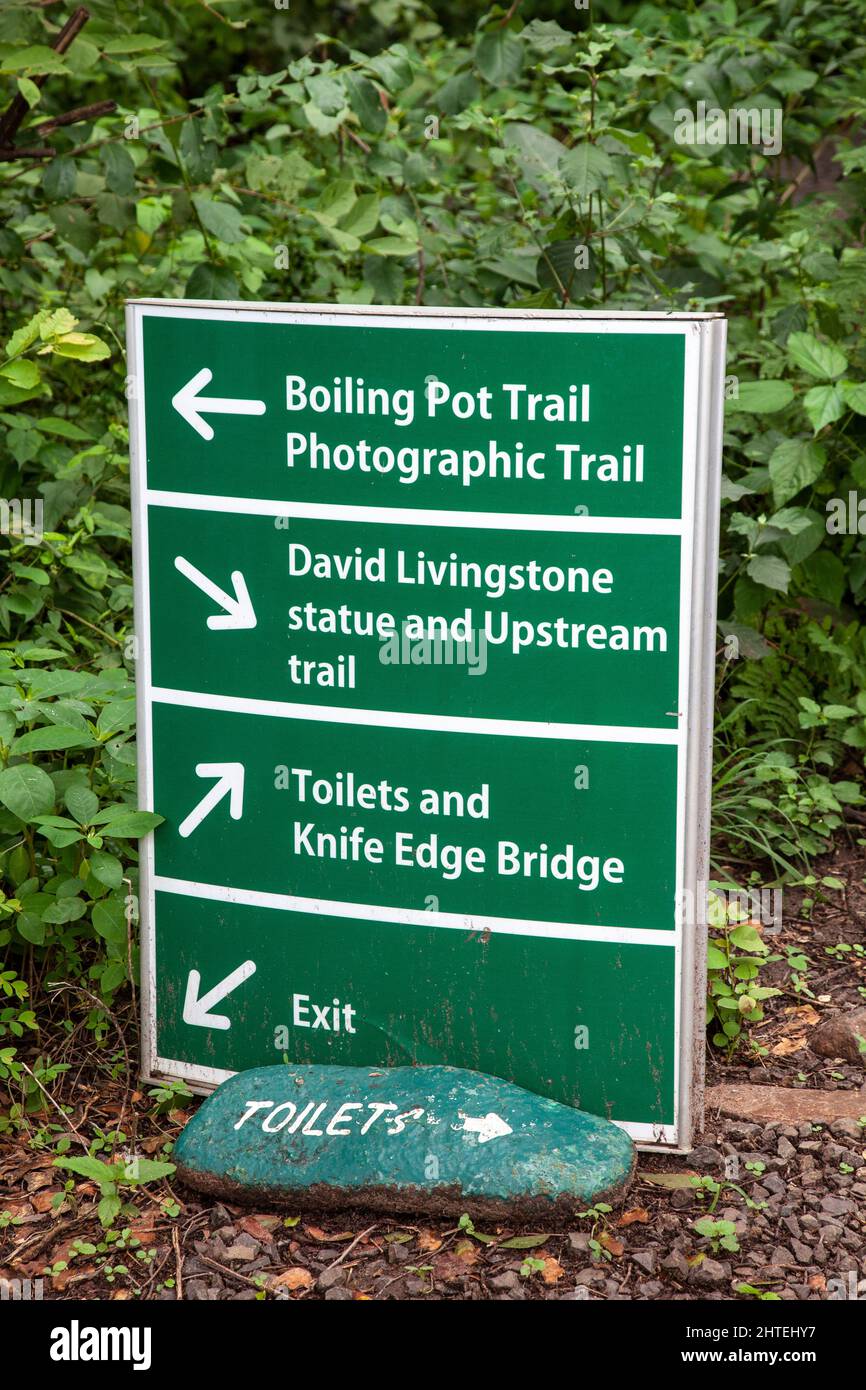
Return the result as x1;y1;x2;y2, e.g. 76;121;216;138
128;301;726;1150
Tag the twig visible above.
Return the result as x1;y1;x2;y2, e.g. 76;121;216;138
0;146;55;161
48;981;132;1153
320;1223;378;1272
197;1253;264;1288
55;609;123;646
172;1224;184;1300
30;99;116;135
415;246;425;305
0;6;91;148
344;127;371;155
18;1059;89;1148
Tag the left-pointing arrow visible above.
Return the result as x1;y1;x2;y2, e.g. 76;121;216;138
178;762;245;839
183;960;256;1030
171;367;266;441
174;556;257;630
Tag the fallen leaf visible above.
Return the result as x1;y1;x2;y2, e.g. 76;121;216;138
23;1170;54;1193
770;1036;806;1057
784;1005;819;1025
618;1208;650;1226
435;1246;478;1282
499;1234;548;1250
270;1266;313;1291
454;1238;478;1263
128;1228;158;1250
808;1274;826;1291
383;1231;413;1244
540;1257;565;1285
31;1189;61;1214
417;1230;442;1253
241;1215;277;1243
304;1226;353;1242
599;1232;624;1256
641;1171;698;1189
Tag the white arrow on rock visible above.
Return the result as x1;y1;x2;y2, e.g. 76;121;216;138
172;367;266;441
183;959;256;1030
174;556;257;630
178;762;245;839
458;1111;513;1144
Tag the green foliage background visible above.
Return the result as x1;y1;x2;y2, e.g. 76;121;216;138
1;0;865;1098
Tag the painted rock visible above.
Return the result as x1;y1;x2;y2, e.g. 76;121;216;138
174;1064;635;1219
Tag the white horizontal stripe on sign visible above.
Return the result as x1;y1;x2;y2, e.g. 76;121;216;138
151;686;681;744
146;489;682;536
154;874;676;947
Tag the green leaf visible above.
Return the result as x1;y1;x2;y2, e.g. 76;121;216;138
99;811;163;838
98;1194;122;1228
0;359;40;389
746;555;790;593
344;72;386;133
340;194;380;238
193;195;247;244
15;914;45;945
53;332;112;363
434;71;480;116
559;142;613;197
185;263;240;300
768;438;826;505
786;332;848;380
91;899;127;944
315;179;356;226
475;30;524;86
803;384;845;433
5;311;43;358
12;725;95;754
55;1155;119;1181
43;157;77;203
728;922;768;953
42;896;86;924
537;240;594;297
0;764;55;819
65;785;99;825
16;75;41;108
364;235;418;257
136;195;172;236
726;381;794;413
87;851;123;890
101;35;167;55
841;381;866;415
503;123;565;193
37;416;91;440
122;1158;176;1183
100;143;136;196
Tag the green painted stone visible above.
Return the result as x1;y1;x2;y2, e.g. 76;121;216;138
174;1064;635;1219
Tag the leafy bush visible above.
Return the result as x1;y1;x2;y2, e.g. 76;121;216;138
1;0;865;1080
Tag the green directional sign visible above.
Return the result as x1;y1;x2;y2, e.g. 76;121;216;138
128;301;726;1149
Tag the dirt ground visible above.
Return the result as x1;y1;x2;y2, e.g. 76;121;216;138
2;839;865;1302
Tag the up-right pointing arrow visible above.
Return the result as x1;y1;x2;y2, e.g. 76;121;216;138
178;762;245;839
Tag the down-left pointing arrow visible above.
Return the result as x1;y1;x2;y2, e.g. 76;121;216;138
183;960;257;1030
